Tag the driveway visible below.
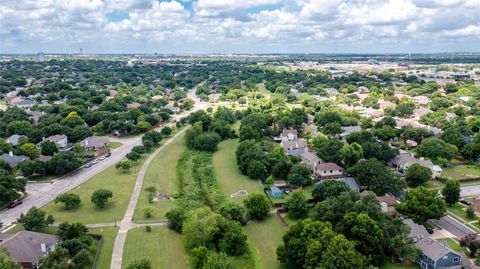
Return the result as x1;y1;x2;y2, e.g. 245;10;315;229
430;215;475;239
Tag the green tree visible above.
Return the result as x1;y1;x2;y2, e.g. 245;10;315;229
20;143;40;159
0;256;22;269
46;151;82;175
442;179;461;205
18;207;54;231
219;202;247;225
193;132;221;152
396;187;446;224
340;142;363;167
136;121;151;132
182;207;221;250
348;159;404;195
220;221;248;256
143;207;153;218
405;163;432;187
7;120;33;136
54;193;81;210
417;138;455;160
165;207;186;233
144;186;156;203
91;189;113;208
287;163;312;186
338;212;384;263
40;140;59;156
318;234;367;269
0;169;26;206
73;142;84;154
126;151;141;162
284;191;308;219
243;193;272;220
312;180;350;202
116;159;132;172
374;125;397;141
57;222;89;240
19;160;45;177
125;256;152;269
317;139;344;164
161;126;172;136
247;160;268;181
441;127;466;149
322;122;343;137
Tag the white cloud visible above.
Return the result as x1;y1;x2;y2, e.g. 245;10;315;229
1;0;480;53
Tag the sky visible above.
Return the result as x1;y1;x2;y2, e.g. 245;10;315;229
1;0;480;54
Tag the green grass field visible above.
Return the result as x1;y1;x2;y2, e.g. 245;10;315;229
244;215;288;269
90;227;118;269
442;165;480;180
213;139;263;202
108;142;123;149
42;156;147;224
379;261;418;269
122;226;188;269
438;238;463;253
447;203;477;223
133;132;186;221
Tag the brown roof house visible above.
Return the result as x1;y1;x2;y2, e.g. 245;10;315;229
0;231;60;269
80;136;109;151
314;163;346;180
301;151;323;171
377;194;398;215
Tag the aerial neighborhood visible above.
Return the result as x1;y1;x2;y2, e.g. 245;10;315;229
0;54;479;269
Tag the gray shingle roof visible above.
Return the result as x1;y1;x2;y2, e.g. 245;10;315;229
0;153;29;168
0;231;59;264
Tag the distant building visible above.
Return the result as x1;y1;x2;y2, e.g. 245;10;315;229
412;96;431;106
6;134;22;146
377;194;398;215
45;134;68;148
0;231;59;269
38;52;45;63
340;126;361;139
301;151;323;171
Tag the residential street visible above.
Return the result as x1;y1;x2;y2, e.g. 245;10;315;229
0;136;141;229
461;185;480;197
430;215;475;239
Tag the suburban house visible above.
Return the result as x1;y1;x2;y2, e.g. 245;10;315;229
80;136;109;151
0;152;29;169
164;104;180;113
413;108;433;119
340;126;361;139
314;162;346;179
377;194;398;215
26;110;45;125
281;140;307;157
6;134;22;147
404;219;464;269
389;153;439;176
0;231;60;269
412;96;431;106
44;135;68;148
127;102;142;109
379;99;396;110
281;129;298;141
301;151;323;171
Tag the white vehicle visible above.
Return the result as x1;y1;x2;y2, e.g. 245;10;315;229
91;160;99;165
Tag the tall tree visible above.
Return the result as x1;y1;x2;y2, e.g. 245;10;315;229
396;187;446;224
442;179;461;205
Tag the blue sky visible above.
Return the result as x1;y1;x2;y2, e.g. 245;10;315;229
1;0;479;54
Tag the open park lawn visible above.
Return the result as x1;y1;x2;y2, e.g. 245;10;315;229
42;156;147;224
133;132;186;221
108;141;123;149
213;139;264;202
122;226;188;269
89;227;118;269
244;215;288;269
442;165;480;180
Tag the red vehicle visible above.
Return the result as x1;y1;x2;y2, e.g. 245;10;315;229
8;200;22;208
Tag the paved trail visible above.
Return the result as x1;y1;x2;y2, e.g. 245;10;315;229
110;128;187;269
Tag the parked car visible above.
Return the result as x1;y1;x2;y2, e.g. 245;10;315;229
91;160;99;165
460;199;472;206
98;156;106;161
8;200;23;208
83;163;93;168
106;152;112;157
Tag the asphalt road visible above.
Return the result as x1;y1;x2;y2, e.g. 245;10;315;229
461;185;480;197
431;215;475;238
0;136;141;229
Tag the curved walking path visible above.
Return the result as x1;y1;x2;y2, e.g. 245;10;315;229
110;128;187;269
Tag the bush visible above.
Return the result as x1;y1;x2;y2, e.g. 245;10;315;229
143;207;153;218
193;132;221;152
145;225;152;232
91;189;113;208
244;193;272;220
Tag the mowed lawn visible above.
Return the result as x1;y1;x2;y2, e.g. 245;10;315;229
89;227;118;269
213;139;263;201
133;132;186;221
122;226;188;269
42;156;147;224
442;165;480;180
244;215;288;269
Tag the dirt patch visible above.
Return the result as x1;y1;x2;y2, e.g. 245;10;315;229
152;193;174;202
230;190;248;198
